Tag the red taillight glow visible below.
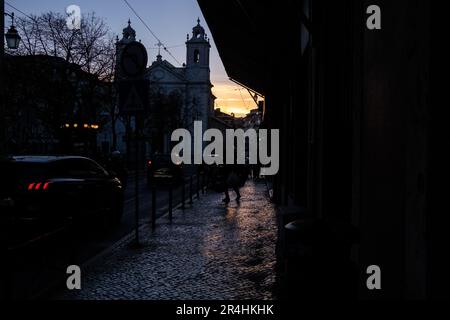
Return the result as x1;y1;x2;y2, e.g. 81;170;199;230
147;161;152;166
27;182;51;191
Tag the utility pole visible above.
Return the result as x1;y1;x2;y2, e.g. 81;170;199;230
1;0;5;156
1;0;4;56
118;39;149;247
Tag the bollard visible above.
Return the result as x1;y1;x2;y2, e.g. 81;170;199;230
181;177;185;210
4;248;13;300
201;172;205;194
152;186;156;229
169;184;173;222
67;217;77;270
189;175;193;205
196;174;200;199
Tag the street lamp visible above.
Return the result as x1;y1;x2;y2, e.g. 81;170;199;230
4;12;21;50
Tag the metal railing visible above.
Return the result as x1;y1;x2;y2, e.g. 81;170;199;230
150;170;207;229
1;169;211;299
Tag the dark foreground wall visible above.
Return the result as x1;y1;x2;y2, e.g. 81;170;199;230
356;0;430;299
200;0;433;299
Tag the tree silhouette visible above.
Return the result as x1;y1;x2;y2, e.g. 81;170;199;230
4;11;117;154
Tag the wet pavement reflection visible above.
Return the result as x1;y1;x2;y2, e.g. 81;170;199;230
58;180;277;300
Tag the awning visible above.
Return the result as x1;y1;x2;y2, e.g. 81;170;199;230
198;0;268;95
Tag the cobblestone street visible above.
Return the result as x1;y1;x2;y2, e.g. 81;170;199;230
58;181;277;300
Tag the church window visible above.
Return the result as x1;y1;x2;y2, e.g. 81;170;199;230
194;50;200;63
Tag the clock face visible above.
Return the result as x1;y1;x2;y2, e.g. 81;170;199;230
120;42;148;78
153;69;165;81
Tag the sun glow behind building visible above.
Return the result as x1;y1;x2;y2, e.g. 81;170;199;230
212;83;257;117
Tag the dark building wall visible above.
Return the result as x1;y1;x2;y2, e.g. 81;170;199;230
356;0;430;298
199;0;431;299
310;0;355;221
266;0;431;298
262;1;309;209
302;0;430;298
1;0;6;156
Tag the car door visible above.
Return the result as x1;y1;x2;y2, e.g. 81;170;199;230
51;159;97;218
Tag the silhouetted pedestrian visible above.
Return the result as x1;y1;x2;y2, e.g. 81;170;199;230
222;165;242;203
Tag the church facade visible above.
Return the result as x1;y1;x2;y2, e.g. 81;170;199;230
97;19;216;157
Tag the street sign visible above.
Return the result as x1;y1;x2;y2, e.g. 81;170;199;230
120;41;148;78
119;79;149;115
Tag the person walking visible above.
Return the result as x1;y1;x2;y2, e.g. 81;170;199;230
222;164;242;203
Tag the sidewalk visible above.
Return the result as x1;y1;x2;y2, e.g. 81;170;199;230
58;181;277;300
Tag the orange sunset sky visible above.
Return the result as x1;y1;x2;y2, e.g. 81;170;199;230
211;81;258;118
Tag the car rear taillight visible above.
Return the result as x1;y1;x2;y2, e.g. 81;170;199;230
27;181;51;191
147;160;152;167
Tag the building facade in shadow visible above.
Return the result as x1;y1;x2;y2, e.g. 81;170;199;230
198;0;433;299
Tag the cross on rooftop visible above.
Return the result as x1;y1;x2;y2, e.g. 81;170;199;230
156;41;164;56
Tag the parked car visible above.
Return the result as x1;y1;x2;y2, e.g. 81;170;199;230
105;151;128;188
0;156;124;242
146;154;184;186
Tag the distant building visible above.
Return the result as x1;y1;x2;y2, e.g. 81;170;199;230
3;54;108;156
210;107;262;131
212;108;236;128
209;110;234;134
242;108;262;129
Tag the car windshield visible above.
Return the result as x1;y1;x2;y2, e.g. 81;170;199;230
154;155;172;165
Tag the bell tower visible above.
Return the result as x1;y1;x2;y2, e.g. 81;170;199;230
186;18;211;82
